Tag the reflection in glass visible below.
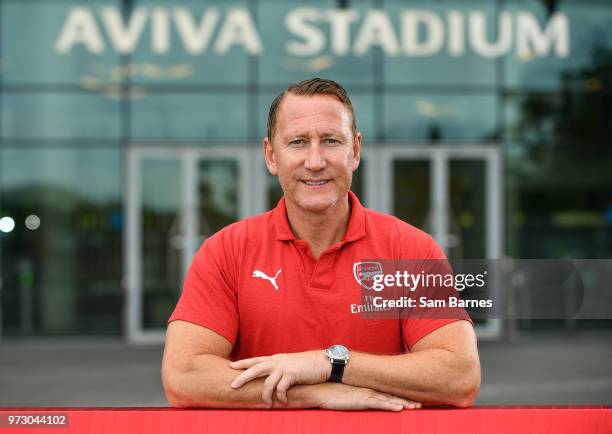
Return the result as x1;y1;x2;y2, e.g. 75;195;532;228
504;0;612;90
503;35;612;330
2;93;120;140
139;157;240;329
197;160;239;238
131;93;248;141
449;160;486;259
140;158;182;330
2;1;121;84
393;160;430;229
504;40;612;260
0;148;123;336
383;0;498;86
384;94;498;142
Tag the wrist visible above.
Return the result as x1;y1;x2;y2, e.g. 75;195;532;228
322;350;333;381
287;383;329;408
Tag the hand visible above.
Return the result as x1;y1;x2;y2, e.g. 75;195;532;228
229;350;331;406
314;382;422;411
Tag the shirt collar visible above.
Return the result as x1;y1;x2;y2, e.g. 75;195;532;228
272;191;367;243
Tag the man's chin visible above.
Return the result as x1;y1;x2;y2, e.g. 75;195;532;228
292;196;340;214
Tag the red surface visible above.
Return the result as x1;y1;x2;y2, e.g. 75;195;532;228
0;407;611;434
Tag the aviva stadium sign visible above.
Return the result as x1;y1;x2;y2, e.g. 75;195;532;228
55;7;570;58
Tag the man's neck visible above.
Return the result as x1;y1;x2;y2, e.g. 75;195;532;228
285;197;351;260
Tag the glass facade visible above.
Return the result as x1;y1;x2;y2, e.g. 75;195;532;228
0;0;610;338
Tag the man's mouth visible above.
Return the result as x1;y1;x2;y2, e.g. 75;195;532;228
302;179;331;186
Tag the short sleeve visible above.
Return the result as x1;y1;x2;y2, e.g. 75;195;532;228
167;231;239;345
400;235;474;351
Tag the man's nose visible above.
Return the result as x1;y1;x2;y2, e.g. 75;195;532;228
304;142;326;171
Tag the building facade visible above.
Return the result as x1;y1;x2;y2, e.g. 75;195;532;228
0;0;610;340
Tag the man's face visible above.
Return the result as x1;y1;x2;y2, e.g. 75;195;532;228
263;93;361;214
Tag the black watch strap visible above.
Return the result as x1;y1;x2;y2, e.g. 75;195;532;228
329;360;345;383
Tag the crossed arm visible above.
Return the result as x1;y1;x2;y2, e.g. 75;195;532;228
162;320;480;410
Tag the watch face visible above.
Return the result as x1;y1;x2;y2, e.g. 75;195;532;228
328;345;349;360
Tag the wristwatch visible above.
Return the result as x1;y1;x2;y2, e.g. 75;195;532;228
325;345;350;383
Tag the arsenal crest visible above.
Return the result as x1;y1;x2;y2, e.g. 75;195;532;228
353;261;383;290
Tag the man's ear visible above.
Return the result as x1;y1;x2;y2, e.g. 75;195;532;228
351;132;362;172
263;137;278;176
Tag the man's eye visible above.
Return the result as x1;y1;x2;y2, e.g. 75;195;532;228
289;139;305;146
325;138;341;145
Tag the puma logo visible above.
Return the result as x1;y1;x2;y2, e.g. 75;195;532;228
252;269;282;291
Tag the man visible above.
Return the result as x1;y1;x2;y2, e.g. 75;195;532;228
162;78;480;411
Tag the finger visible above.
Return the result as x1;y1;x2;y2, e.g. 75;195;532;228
397;399;417;410
388;397;421;409
230;364;270;389
378;393;421;410
367;397;404;412
230;357;265;369
262;371;283;407
275;377;293;404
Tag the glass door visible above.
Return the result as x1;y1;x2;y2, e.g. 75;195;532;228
382;145;503;338
126;146;258;343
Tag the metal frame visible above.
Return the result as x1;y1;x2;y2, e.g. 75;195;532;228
125;145;257;344
379;145;503;340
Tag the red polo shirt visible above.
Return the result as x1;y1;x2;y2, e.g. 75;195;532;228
168;192;472;360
